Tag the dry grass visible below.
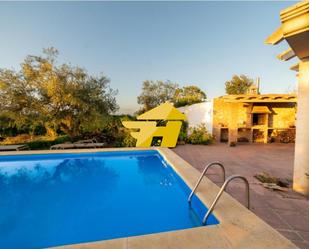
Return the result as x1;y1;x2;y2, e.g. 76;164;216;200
0;134;56;145
255;172;279;184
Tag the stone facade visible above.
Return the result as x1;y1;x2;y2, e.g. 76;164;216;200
212;94;297;145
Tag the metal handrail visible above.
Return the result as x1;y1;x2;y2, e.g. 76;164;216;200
188;161;226;204
202;175;250;225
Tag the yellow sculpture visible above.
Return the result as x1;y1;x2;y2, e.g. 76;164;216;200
122;102;186;147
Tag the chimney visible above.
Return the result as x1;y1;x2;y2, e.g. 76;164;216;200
256;77;260;94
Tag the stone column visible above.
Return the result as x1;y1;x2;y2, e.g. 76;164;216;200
264;114;269;144
228;104;238;146
265;0;309;195
293;59;309;195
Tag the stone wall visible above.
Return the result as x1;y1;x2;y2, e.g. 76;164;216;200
270;103;296;128
212;98;296;144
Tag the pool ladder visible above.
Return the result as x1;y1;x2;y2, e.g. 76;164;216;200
188;162;250;225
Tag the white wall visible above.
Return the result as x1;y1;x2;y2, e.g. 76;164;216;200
178;101;214;134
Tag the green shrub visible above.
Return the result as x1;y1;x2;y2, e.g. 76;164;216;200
26;135;71;150
98;115;136;146
122;134;137;147
177;121;188;144
113;128;136;147
186;124;213;145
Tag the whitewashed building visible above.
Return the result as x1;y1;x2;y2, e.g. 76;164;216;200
177;101;213;134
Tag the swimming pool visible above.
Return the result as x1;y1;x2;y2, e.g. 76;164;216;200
0;150;218;249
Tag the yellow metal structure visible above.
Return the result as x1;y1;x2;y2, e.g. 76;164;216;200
122;102;186;147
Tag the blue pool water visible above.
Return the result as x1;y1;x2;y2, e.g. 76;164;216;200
0;150;218;249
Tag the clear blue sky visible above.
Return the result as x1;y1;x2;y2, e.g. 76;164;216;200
0;1;298;114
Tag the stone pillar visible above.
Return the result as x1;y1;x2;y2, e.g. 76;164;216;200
228;104;238;146
293;59;309;195
264;114;269;144
265;0;309;195
246;104;253;143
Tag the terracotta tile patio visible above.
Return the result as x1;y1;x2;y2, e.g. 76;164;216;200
173;143;309;249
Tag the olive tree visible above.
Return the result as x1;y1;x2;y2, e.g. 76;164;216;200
0;48;118;138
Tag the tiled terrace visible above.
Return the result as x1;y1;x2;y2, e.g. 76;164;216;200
173;143;309;249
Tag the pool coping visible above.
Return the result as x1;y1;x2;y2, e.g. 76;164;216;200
0;147;298;249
